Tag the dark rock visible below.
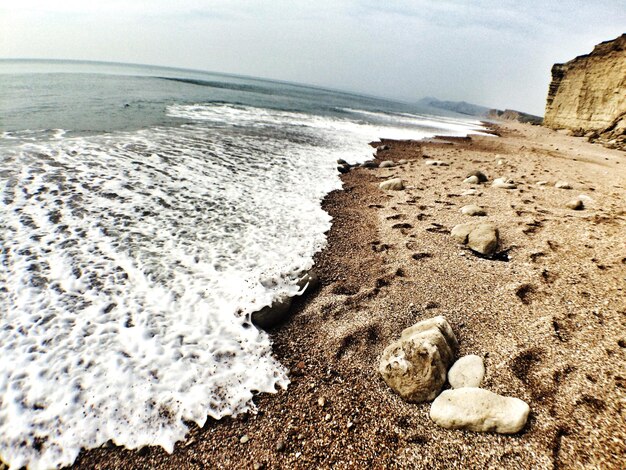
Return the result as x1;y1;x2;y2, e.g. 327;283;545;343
251;296;293;329
466;170;488;182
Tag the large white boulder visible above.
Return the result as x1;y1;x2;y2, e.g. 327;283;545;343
430;388;530;434
379;316;457;403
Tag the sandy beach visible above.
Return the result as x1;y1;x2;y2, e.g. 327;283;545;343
72;122;626;469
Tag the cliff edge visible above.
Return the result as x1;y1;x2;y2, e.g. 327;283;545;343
544;34;626;149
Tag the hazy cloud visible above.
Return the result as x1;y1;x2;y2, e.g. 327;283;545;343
1;1;624;114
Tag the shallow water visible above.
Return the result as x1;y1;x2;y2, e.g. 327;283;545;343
0;60;484;469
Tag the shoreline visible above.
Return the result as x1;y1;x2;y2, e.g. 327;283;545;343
73;122;625;469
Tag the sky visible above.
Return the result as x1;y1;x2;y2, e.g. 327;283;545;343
1;1;625;115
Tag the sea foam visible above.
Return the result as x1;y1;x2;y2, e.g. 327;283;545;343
0;103;481;469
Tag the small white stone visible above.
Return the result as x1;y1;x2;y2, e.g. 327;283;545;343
555;181;572;189
492;177;517;189
464;175;480;184
379;160;395;168
379;178;405;190
536;180;549;186
240;434;250;444
430;388;530;434
448;355;485;388
425;160;449;166
461;189;478;196
460;205;486;216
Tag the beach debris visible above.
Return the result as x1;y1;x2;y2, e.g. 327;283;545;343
448;355;485;388
451;223;499;256
466;170;488;182
379;316;457;403
463;175;480;184
425;160;449;166
379;178;405;190
379;160;395;168
566;198;584;210
460;205;487;216
555;181;572;189
430;388;530;434
492;177;517;189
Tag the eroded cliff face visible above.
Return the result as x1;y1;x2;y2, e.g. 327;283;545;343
544;34;626;149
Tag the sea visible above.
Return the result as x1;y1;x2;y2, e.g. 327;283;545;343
0;59;485;469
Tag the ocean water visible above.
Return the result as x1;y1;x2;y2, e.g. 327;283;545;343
0;60;485;469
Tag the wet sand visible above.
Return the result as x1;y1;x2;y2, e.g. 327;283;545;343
73;122;626;469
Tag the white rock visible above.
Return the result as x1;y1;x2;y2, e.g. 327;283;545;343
448;355;485;388
460;205;486;216
379;178;405;190
379;160;395;168
555;181;572;189
398;159;408;164
400;315;459;352
464;175;480;184
379;316;457;403
461;189;479;196
425;160;449;166
466;170;488;182
451;223;499;256
492;177;517;189
430;388;530;434
566;198;584;210
536;180;549;186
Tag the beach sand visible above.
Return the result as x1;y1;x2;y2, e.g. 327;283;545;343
72;122;626;469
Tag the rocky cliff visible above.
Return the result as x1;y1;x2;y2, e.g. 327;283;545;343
544;34;626;149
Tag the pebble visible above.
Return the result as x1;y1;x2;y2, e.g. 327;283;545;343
555;181;572;189
448;355;485;388
430;388;530;434
379;160;395;168
461;189;479;196
566;198;584;210
536;180;549;186
276;440;286;452
240;435;250;444
425;160;449;166
379;178;405;190
492;177;517;189
317;396;326;407
460;205;486;216
463;175;480;184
